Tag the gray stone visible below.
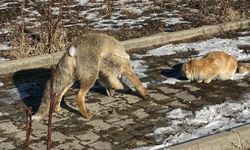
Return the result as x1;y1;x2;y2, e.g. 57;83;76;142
132;109;149;119
52;131;73;142
170;100;188;108
0;142;16;150
86;119;112;132
0;122;19;134
174;91;196;102
29;142;46;150
89;141;112;150
77;131;100;145
54;140;85;149
150;93;168;101
157;86;179;94
237;82;249;87
0;138;7;143
113;118;135;127
100;96;118;105
183;84;200;91
123;94;142;104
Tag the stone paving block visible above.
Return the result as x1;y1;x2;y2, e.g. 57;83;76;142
157;86;179;94
183;84;201;91
54;140;86;149
103;100;132;108
0;122;20;134
109;130;133;143
52;131;74;142
29;142;46;150
15;131;26;141
87;103;107;115
99;96;119;105
0;137;7;143
89;141;112;150
105;114;129;123
0;142;16;150
132;109;149;119
150;93;168;101
86;119;112;132
113;118;135;128
237;82;249;87
134;100;158;109
122;94;142;104
174;91;196;102
77;131;100;145
170;100;188;108
32;122;48;130
156;108;170;114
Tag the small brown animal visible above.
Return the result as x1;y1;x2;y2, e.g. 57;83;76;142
32;34;149;121
182;51;250;83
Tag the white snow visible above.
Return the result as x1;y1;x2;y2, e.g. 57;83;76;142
132;94;250;150
0;112;9;116
76;0;89;5
0;82;3;87
1;1;189;30
136;37;250;60
0;82;41;104
0;43;11;51
131;33;250;150
133;35;250;85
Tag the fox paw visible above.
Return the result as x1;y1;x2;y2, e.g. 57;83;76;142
54;106;62;113
106;88;115;97
32;114;43;121
82;111;93;120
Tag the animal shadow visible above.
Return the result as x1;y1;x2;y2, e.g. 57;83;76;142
160;63;187;80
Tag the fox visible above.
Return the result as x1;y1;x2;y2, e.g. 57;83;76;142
32;34;149;121
182;51;250;83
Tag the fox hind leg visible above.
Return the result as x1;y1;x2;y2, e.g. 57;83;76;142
99;71;131;96
122;63;149;99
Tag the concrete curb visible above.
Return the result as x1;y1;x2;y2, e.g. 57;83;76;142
167;124;250;150
0;19;250;75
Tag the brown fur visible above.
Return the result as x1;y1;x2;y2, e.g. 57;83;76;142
32;34;149;121
182;51;250;83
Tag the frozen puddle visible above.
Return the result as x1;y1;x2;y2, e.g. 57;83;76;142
132;94;250;150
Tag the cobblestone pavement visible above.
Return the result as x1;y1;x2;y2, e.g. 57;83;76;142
0;51;250;150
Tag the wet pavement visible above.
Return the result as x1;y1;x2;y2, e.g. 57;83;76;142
0;47;250;150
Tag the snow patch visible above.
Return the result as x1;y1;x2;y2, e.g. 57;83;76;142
133;94;250;150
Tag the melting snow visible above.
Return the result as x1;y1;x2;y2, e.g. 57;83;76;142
133;35;250;85
132;94;250;150
131;33;250;150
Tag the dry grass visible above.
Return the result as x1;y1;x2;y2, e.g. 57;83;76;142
3;23;67;59
182;0;248;25
1;1;67;59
